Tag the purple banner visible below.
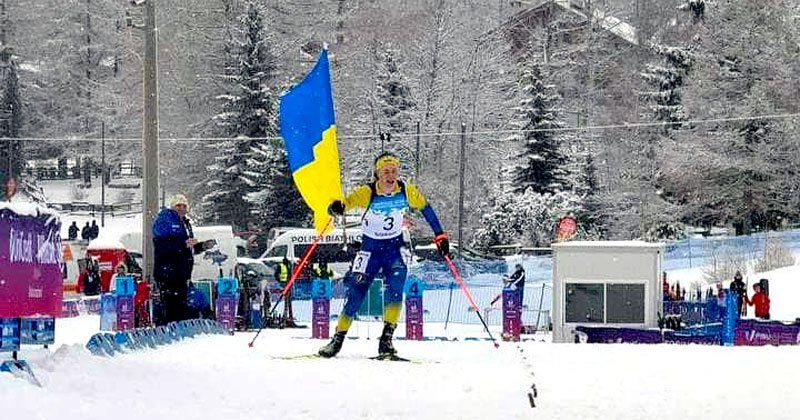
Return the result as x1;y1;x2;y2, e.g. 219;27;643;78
405;296;423;340
502;289;521;341
216;295;237;331
312;298;330;339
0;206;63;318
116;295;134;331
61;300;80;318
735;319;800;346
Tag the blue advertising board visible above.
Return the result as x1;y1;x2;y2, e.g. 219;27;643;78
115;275;136;297
216;277;238;296
0;318;21;352
20;317;55;346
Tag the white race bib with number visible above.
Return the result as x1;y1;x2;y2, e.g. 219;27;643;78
362;208;405;239
361;191;408;240
352;250;372;274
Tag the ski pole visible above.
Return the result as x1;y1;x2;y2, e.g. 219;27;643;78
442;254;499;348
249;217;333;347
444;280;454;330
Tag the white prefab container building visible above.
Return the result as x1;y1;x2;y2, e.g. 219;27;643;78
551;241;664;343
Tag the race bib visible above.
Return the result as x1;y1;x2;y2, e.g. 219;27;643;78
361;192;408;239
352;250;372;274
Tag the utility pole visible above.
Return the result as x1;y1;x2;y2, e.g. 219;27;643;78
457;123;466;260
1;0;6;47
1;0;7;178
101;121;105;227
142;0;159;282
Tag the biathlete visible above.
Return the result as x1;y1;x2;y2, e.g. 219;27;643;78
318;152;450;358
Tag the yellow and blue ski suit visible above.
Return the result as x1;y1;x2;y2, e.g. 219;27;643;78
335;179;443;332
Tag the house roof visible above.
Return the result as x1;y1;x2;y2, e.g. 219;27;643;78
510;0;638;46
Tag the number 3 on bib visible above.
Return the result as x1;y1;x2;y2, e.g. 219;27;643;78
352;250;372;274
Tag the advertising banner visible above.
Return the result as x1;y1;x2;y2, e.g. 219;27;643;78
0;205;63;318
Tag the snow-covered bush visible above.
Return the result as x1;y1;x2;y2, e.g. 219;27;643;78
643;221;688;242
470;188;586;251
754;235;795;273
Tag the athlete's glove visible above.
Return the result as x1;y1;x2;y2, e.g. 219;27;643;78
433;233;450;258
328;200;345;216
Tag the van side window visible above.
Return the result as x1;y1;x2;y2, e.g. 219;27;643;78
266;245;287;258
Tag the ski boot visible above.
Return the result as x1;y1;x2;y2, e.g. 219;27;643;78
378;322;397;357
318;331;347;358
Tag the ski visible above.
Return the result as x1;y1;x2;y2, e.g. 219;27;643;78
276;353;322;360
369;354;420;363
274;354;426;363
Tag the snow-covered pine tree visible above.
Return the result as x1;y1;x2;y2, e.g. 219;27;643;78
509;58;568;195
640;43;692;131
0;45;23;177
470;188;586;251
375;45;416;164
246;139;307;231
202;1;304;229
45;0;125;138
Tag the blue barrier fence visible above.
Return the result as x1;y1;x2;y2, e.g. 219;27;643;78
85;319;232;357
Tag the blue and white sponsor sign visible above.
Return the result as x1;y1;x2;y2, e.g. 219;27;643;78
404;276;424;298
20;317;55;346
115;275;136;297
216;277;238;296
311;278;332;300
0;318;21;352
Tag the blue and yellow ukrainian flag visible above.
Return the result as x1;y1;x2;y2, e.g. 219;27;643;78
279;49;344;234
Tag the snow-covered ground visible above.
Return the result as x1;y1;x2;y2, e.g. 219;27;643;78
40;178;142;206
3;265;800;419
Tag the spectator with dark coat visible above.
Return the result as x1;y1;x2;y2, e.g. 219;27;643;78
68;221;79;240
153;194;198;325
77;259;102;296
90;219;100;239
81;222;91;241
730;271;747;317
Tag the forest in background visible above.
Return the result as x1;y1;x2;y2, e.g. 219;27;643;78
1;0;799;249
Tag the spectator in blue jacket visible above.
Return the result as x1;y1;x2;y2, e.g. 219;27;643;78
153;194;198;325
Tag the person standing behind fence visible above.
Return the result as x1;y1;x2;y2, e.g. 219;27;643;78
81;222;91;241
730;271;747;317
505;264;526;308
90;219;100;240
153;194;198;325
109;263;127;294
275;257;297;327
77;258;102;296
746;283;770;320
68;221;79;241
4;175;23;202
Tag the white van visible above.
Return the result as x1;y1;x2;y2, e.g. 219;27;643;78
118;225;244;281
260;227;362;278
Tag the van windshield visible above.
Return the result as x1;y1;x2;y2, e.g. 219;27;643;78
294;243;354;263
265;245;287;258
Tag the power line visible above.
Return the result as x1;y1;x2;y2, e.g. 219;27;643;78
2;112;799;142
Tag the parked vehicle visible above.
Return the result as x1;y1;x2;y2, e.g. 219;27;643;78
260;227;362;279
